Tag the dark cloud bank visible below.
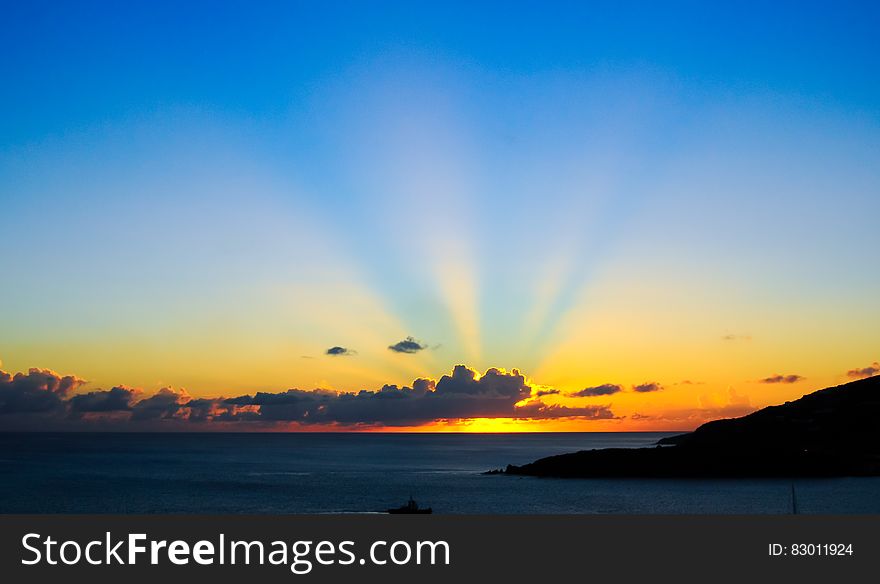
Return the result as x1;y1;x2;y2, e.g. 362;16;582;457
0;365;616;430
0;368;86;415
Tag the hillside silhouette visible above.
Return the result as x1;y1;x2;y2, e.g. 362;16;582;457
500;375;880;478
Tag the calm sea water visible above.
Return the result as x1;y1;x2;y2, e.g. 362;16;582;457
1;432;878;514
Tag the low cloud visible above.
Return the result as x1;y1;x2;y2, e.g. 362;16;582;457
388;337;428;354
326;346;356;356
130;387;190;421
69;387;136;415
722;334;751;342
633;382;663;393
514;401;616;420
0;368;86;415
573;384;622;397
0;364;617;429
222;366;530;425
846;362;880;379
758;374;804;384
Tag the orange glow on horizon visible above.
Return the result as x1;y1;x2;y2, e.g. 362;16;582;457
305;416;698;433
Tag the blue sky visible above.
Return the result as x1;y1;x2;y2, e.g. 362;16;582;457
3;1;879;142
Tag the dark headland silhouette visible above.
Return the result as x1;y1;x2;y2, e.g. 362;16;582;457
494;375;880;478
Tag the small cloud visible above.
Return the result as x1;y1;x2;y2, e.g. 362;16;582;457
388;336;427;354
535;388;560;397
325;346;356;357
722;334;752;342
846;361;880;379
675;380;705;386
633;382;663;393
758;374;804;384
573;384;622;397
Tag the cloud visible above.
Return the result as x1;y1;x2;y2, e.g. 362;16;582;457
183;397;261;423
758;374;804;384
325;346;356;356
0;364;619;429
573;384;622;397
220;366;533;425
130;387;190;421
513;402;617;420
388;336;427;354
633;382;663;393
722;334;751;342
69;387;136;414
846;361;880;379
535;388;560;397
214;366;611;425
0;368;86;414
675;380;705;386
435;366;529;399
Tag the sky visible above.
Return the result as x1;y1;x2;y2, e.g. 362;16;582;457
1;0;879;431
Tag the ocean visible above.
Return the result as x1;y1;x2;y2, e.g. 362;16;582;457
1;432;878;514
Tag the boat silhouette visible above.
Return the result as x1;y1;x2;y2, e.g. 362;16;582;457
387;496;432;514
